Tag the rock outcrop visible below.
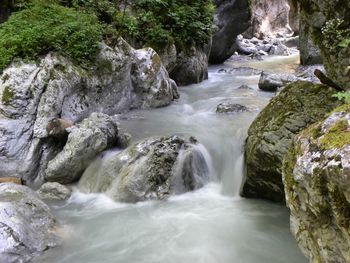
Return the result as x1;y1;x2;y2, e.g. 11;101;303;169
283;106;350;262
169;46;209;86
242;81;340;202
0;183;59;262
209;0;251;64
0;39;178;184
79;136;212;203
299;12;322;65
297;0;350;89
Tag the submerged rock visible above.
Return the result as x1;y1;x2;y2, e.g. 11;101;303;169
216;102;249;113
37;182;72;201
79;136;212;203
283;107;350;262
45;113;118;184
0;183;59;262
0;38;178;184
242;81;340;202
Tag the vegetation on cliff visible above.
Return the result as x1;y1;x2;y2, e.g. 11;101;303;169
0;0;214;72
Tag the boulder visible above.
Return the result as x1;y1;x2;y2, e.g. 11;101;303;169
283;107;350;262
209;0;251;64
79;136;212;203
37;182;72;201
0;38;178;184
45;113;118;184
216;102;249;113
258;71;299;91
0;183;59;262
268;43;290;56
242;81;341;202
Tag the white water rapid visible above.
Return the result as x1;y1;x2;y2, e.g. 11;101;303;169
38;54;307;263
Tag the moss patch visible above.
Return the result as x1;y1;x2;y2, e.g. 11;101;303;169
2;86;14;105
320;119;350;149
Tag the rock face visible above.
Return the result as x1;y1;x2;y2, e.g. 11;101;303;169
242;81;340;202
244;0;294;38
79;136;212;203
297;0;350;89
299;13;322;65
37;182;72;201
0;183;59;262
209;0;251;64
0;38;178;184
283;107;350;263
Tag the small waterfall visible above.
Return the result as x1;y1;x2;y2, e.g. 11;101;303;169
171;143;215;194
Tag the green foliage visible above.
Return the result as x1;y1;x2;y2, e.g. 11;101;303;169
0;0;214;71
332;92;350;104
58;0;214;51
0;0;103;71
321;18;350;50
132;0;215;50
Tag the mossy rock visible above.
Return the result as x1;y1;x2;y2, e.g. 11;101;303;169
242;81;341;203
282;105;350;262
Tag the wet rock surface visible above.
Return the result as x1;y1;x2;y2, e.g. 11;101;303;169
0;183;59;263
283;107;350;263
0;38;178;184
216;102;249;113
79;136;211;203
37;182;72;201
242;81;341;202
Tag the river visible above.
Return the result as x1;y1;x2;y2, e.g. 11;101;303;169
38;54;308;263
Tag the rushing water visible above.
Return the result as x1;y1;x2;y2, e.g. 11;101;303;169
39;54;307;263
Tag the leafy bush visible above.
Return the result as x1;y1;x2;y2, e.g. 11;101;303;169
58;0;214;51
132;0;214;50
321;18;350;50
0;0;103;71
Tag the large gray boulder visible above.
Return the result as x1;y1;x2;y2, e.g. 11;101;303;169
0;38;178;184
209;0;251;64
242;81;340;202
283;107;350;262
258;71;299;91
79;136;212;203
0;183;59;262
45;113;118;184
